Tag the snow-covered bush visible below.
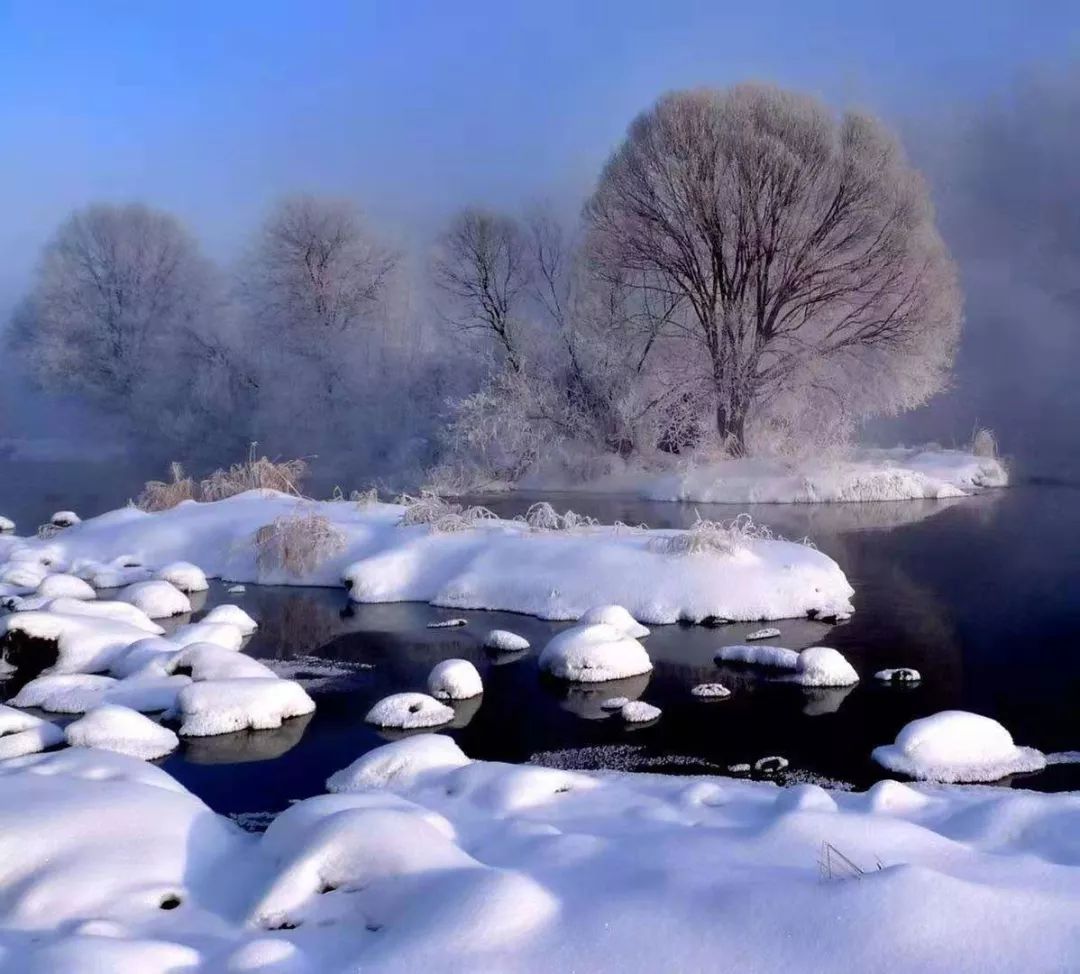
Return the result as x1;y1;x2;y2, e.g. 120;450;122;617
253;509;345;577
396;492;499;533
971;427;999;459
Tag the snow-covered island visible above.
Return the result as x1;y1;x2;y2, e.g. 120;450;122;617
0;491;855;624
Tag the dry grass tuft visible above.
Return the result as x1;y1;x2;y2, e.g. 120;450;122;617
350;487;380;507
137;462;197;512
253;509;345;577
650;513;773;556
201;447;308;501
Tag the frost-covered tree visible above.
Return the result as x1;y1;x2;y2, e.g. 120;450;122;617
432;208;532;371
11;203;219;413
585;83;962;454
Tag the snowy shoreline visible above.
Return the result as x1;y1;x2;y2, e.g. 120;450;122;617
1;741;1078;973
1;491;854;624
515;446;1009;505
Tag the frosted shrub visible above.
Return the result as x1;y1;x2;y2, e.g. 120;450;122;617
350;487;380;507
136;462;197;512
253;509;345;577
397;491;498;533
651;513;772;556
521;502;598;532
971;427;999;459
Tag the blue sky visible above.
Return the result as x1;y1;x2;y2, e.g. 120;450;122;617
1;0;1078;308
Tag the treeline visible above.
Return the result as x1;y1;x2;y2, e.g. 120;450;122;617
8;83;963;488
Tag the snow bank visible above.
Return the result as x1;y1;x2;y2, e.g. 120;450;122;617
117;579;192;618
539;623;652;682
365;692;455;729
2;491;853;624
169;678;315;737
524;446;1009;504
65;704;179;760
872;711;1047;783
483;629;530;653
427;659;483;700
2;743;1080;972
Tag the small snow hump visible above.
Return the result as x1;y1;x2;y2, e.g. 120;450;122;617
365;692;455;730
745;627;781;641
620;701;661;724
875;667;921;684
427;618;467;629
0;515;15;532
427;659;483;700
691;683;731;699
483;629;530;653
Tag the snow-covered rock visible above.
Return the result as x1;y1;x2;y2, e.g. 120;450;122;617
745;627;781;641
10;673;119;713
167;642;276;681
365;692;455;730
108;636;180;678
0;515;14;533
754;755;789;774
577;604;650;638
0;704;64;759
790;646;859;687
539;623;652;683
157;561;209;593
427;659;483;700
86;564;156;589
427;618;467;628
65;704;179;760
42;596;164;635
35;573;96;601
875;667;922;684
168;621;245;652
483;629;530;653
691;683;731;699
49;511;81;528
117;579;192;618
201;604;258;634
327;735;470;792
170;678;315;737
620;700;661;723
872;711;1047;783
715;644;799;669
1;611;149;674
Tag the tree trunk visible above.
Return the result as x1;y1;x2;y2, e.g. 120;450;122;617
716;400;748;456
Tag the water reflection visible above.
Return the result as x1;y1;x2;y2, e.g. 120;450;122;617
554;673;652;720
181;712;314;764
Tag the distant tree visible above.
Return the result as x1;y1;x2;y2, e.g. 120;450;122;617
11;203;217;412
432;208;532;371
585;83;962;454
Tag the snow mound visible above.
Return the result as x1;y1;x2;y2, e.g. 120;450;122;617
539;623;652;683
35;573;96;601
872;710;1047;782
65;704;179;760
427;658;483;700
427;617;468;628
167;642;277;681
109;636;180;678
170;678;315;737
10;674;119;713
201;604;258;634
327;735;470;791
0;515;14;533
117;579;192;618
156;561;209;593
745;627;781;641
876;667;922;684
43;596;164;634
50;510;81;528
578;604;650;638
365;692;455;729
691;683;731;699
168;621;245;651
790;646;859;687
483;629;530;653
620;700;661;723
0;704;64;759
715;644;799;669
85;563;156;589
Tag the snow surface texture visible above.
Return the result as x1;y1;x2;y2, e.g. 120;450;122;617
427;659;483;700
0;491;854;623
523;446;1009;504
872;711;1048;783
539;623;653;682
1;743;1079;972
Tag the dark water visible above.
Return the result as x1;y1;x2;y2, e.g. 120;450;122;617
4;476;1080;815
